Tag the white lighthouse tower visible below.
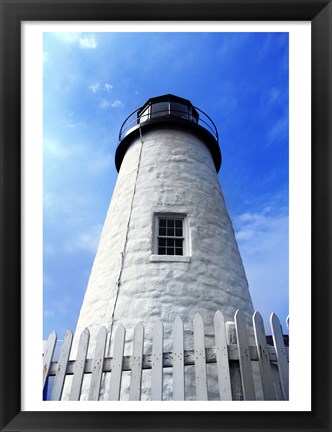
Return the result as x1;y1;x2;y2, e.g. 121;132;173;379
72;94;254;400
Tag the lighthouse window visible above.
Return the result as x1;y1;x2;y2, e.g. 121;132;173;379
170;102;188;120
157;217;184;255
151;101;170;118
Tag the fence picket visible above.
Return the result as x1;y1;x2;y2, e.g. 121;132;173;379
88;326;107;400
214;311;232;400
50;330;73;400
129;322;144;401
253;312;276;400
44;310;289;402
193;314;208;400
172;316;184;400
69;328;90;401
235;310;256;400
151;319;163;400
271;313;289;400
43;331;57;389
226;322;243;400
109;324;126;401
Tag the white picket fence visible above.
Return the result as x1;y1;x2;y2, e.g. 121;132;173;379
43;310;289;401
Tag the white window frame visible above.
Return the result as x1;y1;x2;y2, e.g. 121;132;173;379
150;213;191;263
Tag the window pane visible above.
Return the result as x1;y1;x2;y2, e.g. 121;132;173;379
167;227;174;236
170;102;188;119
175;228;183;237
167;219;174;228
151;102;169;118
156;215;186;256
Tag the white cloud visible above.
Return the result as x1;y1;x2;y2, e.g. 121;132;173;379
268;113;288;144
89;82;114;94
79;34;97;49
266;87;282;105
89;82;100;93
88;153;113;174
53;32;97;49
111;100;124;108
99;99;111;110
54;295;72;315
234;202;289;324
44;139;72;160
217;33;249;58
44;243;55;255
53;32;80;44
43;51;49;63
43;192;55;210
64;224;103;254
44;309;55;318
43;273;54;289
235;206;288;258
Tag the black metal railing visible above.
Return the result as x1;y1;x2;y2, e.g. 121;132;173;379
118;104;219;143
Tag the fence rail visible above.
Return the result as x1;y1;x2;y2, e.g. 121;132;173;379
43;310;289;401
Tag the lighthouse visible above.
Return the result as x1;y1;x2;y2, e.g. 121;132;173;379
70;94;255;400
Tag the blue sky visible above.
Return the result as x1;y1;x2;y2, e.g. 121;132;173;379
43;31;289;340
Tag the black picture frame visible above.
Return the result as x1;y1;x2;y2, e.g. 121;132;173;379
0;1;331;431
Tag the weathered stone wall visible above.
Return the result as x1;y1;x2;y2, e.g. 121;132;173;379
63;125;254;400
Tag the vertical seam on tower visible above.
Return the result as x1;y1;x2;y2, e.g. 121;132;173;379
108;125;145;343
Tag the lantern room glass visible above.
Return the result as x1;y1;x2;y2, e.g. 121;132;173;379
139;100;198;124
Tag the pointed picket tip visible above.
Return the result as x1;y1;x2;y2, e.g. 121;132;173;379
173;316;184;336
133;321;144;338
80;327;90;337
64;329;73;338
214;310;225;320
234;309;243;319
114;323;125;335
253;310;262;319
134;321;143;329
78;328;90;346
45;331;57;351
173;315;183;327
193;313;204;325
234;309;247;327
253;311;264;326
97;326;107;338
63;330;73;346
270;312;280;326
49;330;57;340
214;310;226;330
153;319;163;330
